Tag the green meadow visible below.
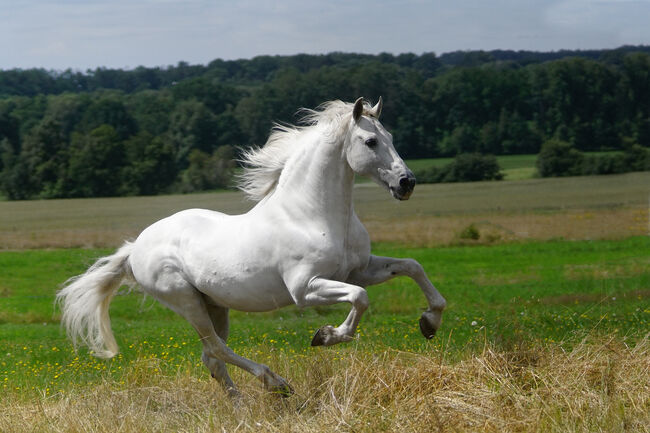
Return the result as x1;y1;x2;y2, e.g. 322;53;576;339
2;237;648;397
406;154;538;180
1;173;649;432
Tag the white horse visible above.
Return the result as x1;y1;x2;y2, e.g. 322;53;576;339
57;98;446;397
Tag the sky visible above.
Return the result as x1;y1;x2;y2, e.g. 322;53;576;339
2;0;650;70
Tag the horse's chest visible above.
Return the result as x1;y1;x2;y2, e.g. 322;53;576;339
321;224;370;281
335;247;367;280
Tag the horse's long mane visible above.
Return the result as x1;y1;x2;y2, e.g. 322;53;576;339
237;99;374;201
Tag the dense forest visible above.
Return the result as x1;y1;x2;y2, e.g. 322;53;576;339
1;46;649;199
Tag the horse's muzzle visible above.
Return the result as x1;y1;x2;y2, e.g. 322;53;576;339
392;173;416;200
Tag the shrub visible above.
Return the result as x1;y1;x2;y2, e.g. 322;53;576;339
445;153;503;182
458;224;480;240
415;153;503;184
414;165;447;184
536;139;583;177
581;153;626;175
623;144;650;171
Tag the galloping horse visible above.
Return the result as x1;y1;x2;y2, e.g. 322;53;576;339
57;98;447;397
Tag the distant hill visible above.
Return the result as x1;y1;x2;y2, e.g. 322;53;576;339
1;45;650;97
437;45;650;67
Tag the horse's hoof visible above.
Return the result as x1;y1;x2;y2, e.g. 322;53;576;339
311;325;334;346
263;370;294;397
311;327;326;346
270;382;294;398
419;315;436;339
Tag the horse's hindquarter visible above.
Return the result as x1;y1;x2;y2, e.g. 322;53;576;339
130;209;294;312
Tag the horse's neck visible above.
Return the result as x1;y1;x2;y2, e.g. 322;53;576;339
271;132;355;228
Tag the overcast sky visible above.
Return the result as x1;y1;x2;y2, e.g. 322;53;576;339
2;0;650;70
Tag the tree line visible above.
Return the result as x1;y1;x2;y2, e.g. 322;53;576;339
1;47;649;199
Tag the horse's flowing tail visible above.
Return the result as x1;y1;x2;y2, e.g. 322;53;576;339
56;242;135;359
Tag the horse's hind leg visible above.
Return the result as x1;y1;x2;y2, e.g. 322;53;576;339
194;301;293;397
143;270;293;397
201;297;238;398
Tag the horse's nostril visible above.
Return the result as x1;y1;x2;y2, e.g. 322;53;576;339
399;176;415;191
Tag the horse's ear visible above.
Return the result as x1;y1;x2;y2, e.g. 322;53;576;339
352;97;364;122
371;96;383;118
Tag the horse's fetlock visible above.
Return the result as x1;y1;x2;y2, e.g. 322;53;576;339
256;364;271;379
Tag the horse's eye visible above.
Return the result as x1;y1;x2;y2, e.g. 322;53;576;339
365;138;377;148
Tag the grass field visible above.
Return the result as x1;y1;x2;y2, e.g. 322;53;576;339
406;154;538;180
1;172;649;432
406;152;626;181
1;239;649;431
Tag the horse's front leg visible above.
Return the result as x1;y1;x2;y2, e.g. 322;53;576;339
347;255;446;339
299;277;369;346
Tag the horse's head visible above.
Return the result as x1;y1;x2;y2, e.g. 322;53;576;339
345;97;416;200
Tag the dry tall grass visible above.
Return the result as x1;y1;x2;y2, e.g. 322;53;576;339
2;335;648;433
363;206;649;246
2;171;649;249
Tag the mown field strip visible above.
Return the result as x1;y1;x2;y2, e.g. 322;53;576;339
1;171;649;249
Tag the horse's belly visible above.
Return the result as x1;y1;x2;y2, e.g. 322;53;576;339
197;276;295;312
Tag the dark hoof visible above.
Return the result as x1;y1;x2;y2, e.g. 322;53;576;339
419;316;436;339
311;327;326;346
270;382;294;398
311;325;336;346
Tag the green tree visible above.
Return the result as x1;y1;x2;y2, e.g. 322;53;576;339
43;93;91;137
0;103;20;173
179;145;235;192
126;90;174;136
121;132;177;195
437;125;480;156
168;99;220;166
66;125;125;197
0;138;31;199
79;96;138;139
536;139;584;177
19;118;68;197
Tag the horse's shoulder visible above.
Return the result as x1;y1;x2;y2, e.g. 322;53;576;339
348;212;370;248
